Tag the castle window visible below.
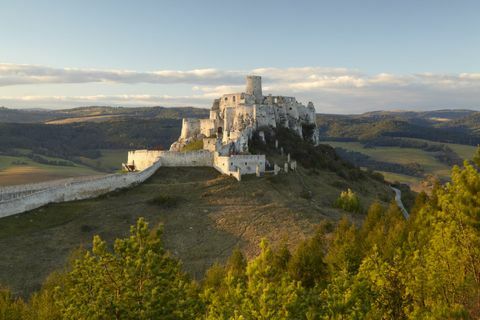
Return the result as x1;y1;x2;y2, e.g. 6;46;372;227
231;162;233;165
233;96;236;102
245;162;247;165
225;97;227;101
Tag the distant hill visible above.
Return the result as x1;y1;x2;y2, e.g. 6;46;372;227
317;109;480;145
0;106;209;124
317;109;480;190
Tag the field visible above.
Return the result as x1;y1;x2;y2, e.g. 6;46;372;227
0;166;392;297
0;150;127;186
74;149;128;173
322;139;479;192
0;155;102;186
322;140;455;188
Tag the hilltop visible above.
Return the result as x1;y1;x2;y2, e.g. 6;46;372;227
0;145;394;297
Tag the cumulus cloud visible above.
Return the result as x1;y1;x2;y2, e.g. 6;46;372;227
0;63;479;113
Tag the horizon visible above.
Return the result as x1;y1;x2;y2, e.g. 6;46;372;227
1;0;479;113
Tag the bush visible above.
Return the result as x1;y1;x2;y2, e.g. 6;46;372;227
148;195;180;208
334;189;362;213
182;139;203;151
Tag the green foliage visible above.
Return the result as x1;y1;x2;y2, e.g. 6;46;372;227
334;188;362;213
202;240;305;319
288;230;328;288
473;146;480;167
54;218;202;319
0;287;27;319
182;139;204;152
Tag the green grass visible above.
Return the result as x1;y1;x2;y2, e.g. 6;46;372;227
0;165;392;297
0;154;102;186
182;140;203;151
75;149;127;172
390;137;477;161
376;171;422;186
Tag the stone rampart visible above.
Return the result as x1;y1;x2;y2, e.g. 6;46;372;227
0;161;161;218
157;150;213;167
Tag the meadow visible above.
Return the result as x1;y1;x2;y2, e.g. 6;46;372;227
0;149;127;186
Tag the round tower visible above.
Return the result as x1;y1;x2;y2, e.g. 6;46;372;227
245;75;263;104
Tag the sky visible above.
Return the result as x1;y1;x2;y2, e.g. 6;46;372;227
0;0;479;114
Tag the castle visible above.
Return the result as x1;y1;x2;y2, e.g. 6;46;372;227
0;76;319;218
126;75;319;180
170;75;319;154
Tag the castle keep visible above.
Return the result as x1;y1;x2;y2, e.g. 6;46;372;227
126;75;319;180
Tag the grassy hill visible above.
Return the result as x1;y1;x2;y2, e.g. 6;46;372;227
0;158;394;297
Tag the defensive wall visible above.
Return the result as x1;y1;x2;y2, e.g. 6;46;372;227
0;160;162;218
1;149;266;218
128;149;265;180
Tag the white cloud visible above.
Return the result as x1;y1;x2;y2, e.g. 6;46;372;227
0;94;212;108
0;63;479;113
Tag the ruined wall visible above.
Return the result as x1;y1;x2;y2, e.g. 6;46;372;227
229;154;266;174
212;152;265;176
203;138;218;152
0;161;161;218
157;150;213;167
199;118;217;137
128;150;163;171
180;118;201;139
212;153;231;175
254;105;277;128
223;106;235;132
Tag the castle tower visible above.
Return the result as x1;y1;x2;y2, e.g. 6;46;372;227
246;75;263;104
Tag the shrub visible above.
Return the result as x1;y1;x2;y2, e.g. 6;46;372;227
148;195;179;208
182;139;203;151
334;188;362;213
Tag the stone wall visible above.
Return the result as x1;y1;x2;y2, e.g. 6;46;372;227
229;154;266;174
128;150;213;170
180;118;200;139
0;161;161;218
212;152;265;178
157;150;213;167
199;118;217;137
128;150;163;171
203;138;218;152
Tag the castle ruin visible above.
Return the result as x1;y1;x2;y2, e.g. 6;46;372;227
126;75;319;180
0;75;319;217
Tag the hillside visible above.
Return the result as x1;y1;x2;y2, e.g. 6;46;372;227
0;153;394;297
0;106;209;124
0;106;209;185
317;109;480;190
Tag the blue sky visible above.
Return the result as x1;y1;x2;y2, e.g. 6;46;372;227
0;0;479;113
